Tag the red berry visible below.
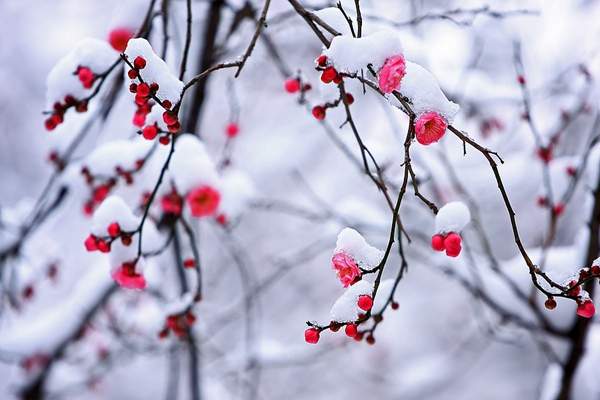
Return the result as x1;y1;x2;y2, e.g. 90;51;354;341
284;78;301;93
137;83;150;97
159;136;171;145
129;83;138;93
142;124;158;140
517;75;526;85
225;123;239;138
133;56;146;69
537;147;552;163
64;95;77;106
107;222;121;238
163;111;178;125
150;83;159;92
312;106;326;121
97;239;111;253
185;312;196;325
354;332;364;341
444;233;462;257
566;166;577;176
183;259;196;269
121;235;132;246
77;67;95;89
316;55;328;67
357;295;373;311
216;214;227;225
568;280;581;297
321;67;337;84
128;69;138;79
577;300;595;318
333;74;342;84
391;301;399;310
304;328;320;344
345;323;357;338
133;112;146;127
162;100;172;109
537;196;548;207
544;297;557;310
366;335;375;345
45;117;57;131
591;265;600;275
108;28;133;52
84;234;98;252
22;285;34;300
167;121;180;133
553;203;565;216
329;322;340;332
344;93;354;105
431;234;445;251
75;101;88;113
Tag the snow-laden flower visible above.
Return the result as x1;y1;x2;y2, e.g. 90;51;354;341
331;252;361;287
186;186;220;217
111;262;146;290
415;111;448;145
378;55;406;94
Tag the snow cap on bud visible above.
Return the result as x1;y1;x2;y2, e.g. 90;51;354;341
435;202;470;234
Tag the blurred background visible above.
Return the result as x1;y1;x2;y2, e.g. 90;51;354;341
1;0;600;399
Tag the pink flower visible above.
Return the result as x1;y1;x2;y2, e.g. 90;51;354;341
378;55;406;94
187;186;220;217
415;112;447;145
331;252;361;287
111;262;146;290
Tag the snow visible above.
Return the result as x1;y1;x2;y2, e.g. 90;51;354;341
434;201;471;234
162;293;194;316
83;138;153;177
169;134;220;194
538;364;562;400
334;227;383;267
218;168;257;220
399;61;460;121
46;38;117;108
329;279;373;322
324;30;403;73
0;265;113;356
372;279;395;313
108;0;150;31
313;7;354;36
91;195;139;236
124;38;184;105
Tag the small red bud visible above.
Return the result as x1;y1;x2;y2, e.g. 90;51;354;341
107;222;121;238
357;295;373;311
304;328;320;344
133;56;146;69
312;106;326;121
